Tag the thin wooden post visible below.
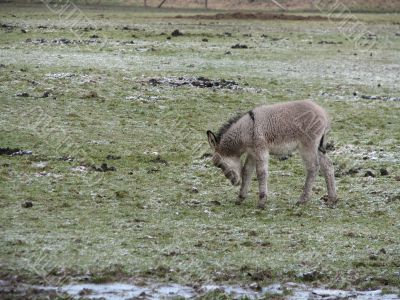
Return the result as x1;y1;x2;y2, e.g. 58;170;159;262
158;0;167;8
205;0;208;9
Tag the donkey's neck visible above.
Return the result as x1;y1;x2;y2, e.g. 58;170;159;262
218;116;253;156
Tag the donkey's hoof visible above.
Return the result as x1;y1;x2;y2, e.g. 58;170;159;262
257;203;266;210
321;194;337;201
321;195;338;207
235;196;245;205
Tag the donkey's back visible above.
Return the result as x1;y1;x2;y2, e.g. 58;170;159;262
252;100;329;150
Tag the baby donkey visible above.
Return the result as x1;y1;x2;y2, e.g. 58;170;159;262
207;100;337;209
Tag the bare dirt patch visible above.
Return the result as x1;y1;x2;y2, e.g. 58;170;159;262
176;12;338;21
146;76;240;90
0;147;32;156
122;0;400;12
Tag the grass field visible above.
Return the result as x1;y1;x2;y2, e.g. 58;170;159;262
1;2;400;298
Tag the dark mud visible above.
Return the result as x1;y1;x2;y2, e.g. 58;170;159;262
15;92;30;97
380;168;389;176
171;29;183;36
0;147;21;155
0;23;15;31
231;43;248;49
364;170;376;177
0;281;68;300
25;38;103;45
335;167;391;178
106;154;121;160
318;40;343;45
176;12;340;21
0;147;32;156
91;163;116;172
360;95;400;101
147;77;240;90
21;200;33;208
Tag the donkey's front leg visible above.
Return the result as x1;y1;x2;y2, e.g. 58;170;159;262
236;154;255;205
255;152;269;209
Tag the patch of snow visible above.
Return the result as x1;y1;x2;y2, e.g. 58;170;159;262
32;161;48;169
45;72;76;79
71;166;88;172
35;282;400;300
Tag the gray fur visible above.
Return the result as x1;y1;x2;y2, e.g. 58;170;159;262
207;100;337;209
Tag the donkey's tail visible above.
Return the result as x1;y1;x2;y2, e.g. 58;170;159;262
318;135;327;154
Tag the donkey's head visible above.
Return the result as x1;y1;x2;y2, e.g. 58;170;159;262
207;130;241;186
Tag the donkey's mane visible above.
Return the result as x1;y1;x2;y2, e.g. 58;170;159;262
215;112;245;143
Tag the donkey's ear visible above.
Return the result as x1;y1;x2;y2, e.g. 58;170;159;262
207;130;217;150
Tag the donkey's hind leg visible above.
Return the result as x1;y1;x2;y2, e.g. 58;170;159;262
237;154;255;205
254;152;269;209
318;151;337;204
297;145;319;205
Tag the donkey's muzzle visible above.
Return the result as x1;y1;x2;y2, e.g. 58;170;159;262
225;171;240;186
231;178;241;186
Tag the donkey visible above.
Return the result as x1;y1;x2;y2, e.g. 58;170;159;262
207;100;337;209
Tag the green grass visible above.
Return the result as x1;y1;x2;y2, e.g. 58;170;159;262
0;2;399;293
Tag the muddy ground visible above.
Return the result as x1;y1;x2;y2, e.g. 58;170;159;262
78;0;400;12
175;12;338;21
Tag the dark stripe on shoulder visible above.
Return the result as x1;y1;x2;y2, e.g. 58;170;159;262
248;110;255;122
